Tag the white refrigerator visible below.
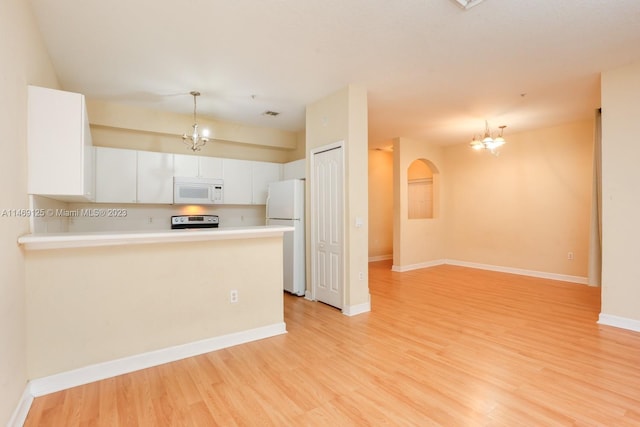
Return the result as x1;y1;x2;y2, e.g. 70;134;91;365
266;179;306;296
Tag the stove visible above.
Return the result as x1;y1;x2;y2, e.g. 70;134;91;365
171;214;219;229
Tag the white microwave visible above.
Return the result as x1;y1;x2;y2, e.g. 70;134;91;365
173;177;224;205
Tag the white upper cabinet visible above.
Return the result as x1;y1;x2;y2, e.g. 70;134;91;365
95;148;173;204
252;161;283;204
95;148;285;206
27;85;95;201
174;154;223;179
173;154;199;178
222;158;253;205
95;147;137;203
199;156;223;179
137;151;174;204
175;155;280;205
283;159;306;180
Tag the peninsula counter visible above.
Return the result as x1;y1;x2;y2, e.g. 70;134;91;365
20;226;291;395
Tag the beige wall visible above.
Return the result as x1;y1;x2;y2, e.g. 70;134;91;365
444;120;594;276
393;138;446;269
86;99;303;163
0;0;58;423
408;159;434;180
286;130;307;163
368;150;394;259
601;60;640;322
374;121;594;278
306;85;370;308
25;238;283;378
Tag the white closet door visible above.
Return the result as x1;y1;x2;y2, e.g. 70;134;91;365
311;146;344;309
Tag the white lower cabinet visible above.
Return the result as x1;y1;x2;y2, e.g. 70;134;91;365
137;151;174;204
95;147;137;203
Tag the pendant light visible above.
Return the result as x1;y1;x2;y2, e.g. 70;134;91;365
182;91;210;151
470;121;507;155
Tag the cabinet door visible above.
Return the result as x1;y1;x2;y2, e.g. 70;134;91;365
199;157;223;179
252;161;283;204
174;154;199;178
222;159;253;204
137;151;174;204
283;159;306;180
95;147;137;203
27;85;94;201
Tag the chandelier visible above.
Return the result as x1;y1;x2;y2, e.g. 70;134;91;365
182;91;210;151
470;121;507;154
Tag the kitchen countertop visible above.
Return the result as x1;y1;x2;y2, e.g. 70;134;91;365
18;225;294;250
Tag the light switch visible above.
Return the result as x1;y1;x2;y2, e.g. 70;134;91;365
355;216;364;228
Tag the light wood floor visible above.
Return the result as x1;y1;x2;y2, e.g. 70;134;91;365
25;261;640;426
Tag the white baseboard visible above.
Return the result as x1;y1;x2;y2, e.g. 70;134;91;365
7;385;33;427
342;296;371;316
28;322;287;398
388;258;588;284
303;291;371;316
598;314;640;333
444;259;589;285
368;254;392;262
391;259;446;272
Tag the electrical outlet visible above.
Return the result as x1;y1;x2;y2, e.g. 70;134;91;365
358;271;364;281
230;289;239;303
567;252;574;260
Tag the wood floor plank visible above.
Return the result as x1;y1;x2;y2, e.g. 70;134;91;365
24;262;640;426
96;378;118;427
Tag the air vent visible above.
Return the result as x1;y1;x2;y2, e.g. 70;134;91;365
262;110;281;117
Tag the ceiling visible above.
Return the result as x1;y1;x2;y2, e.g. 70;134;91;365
29;0;640;149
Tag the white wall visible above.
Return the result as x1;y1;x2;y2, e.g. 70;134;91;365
0;0;58;423
600;60;640;325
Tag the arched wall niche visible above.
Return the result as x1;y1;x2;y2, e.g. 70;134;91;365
392;137;446;271
407;158;439;219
